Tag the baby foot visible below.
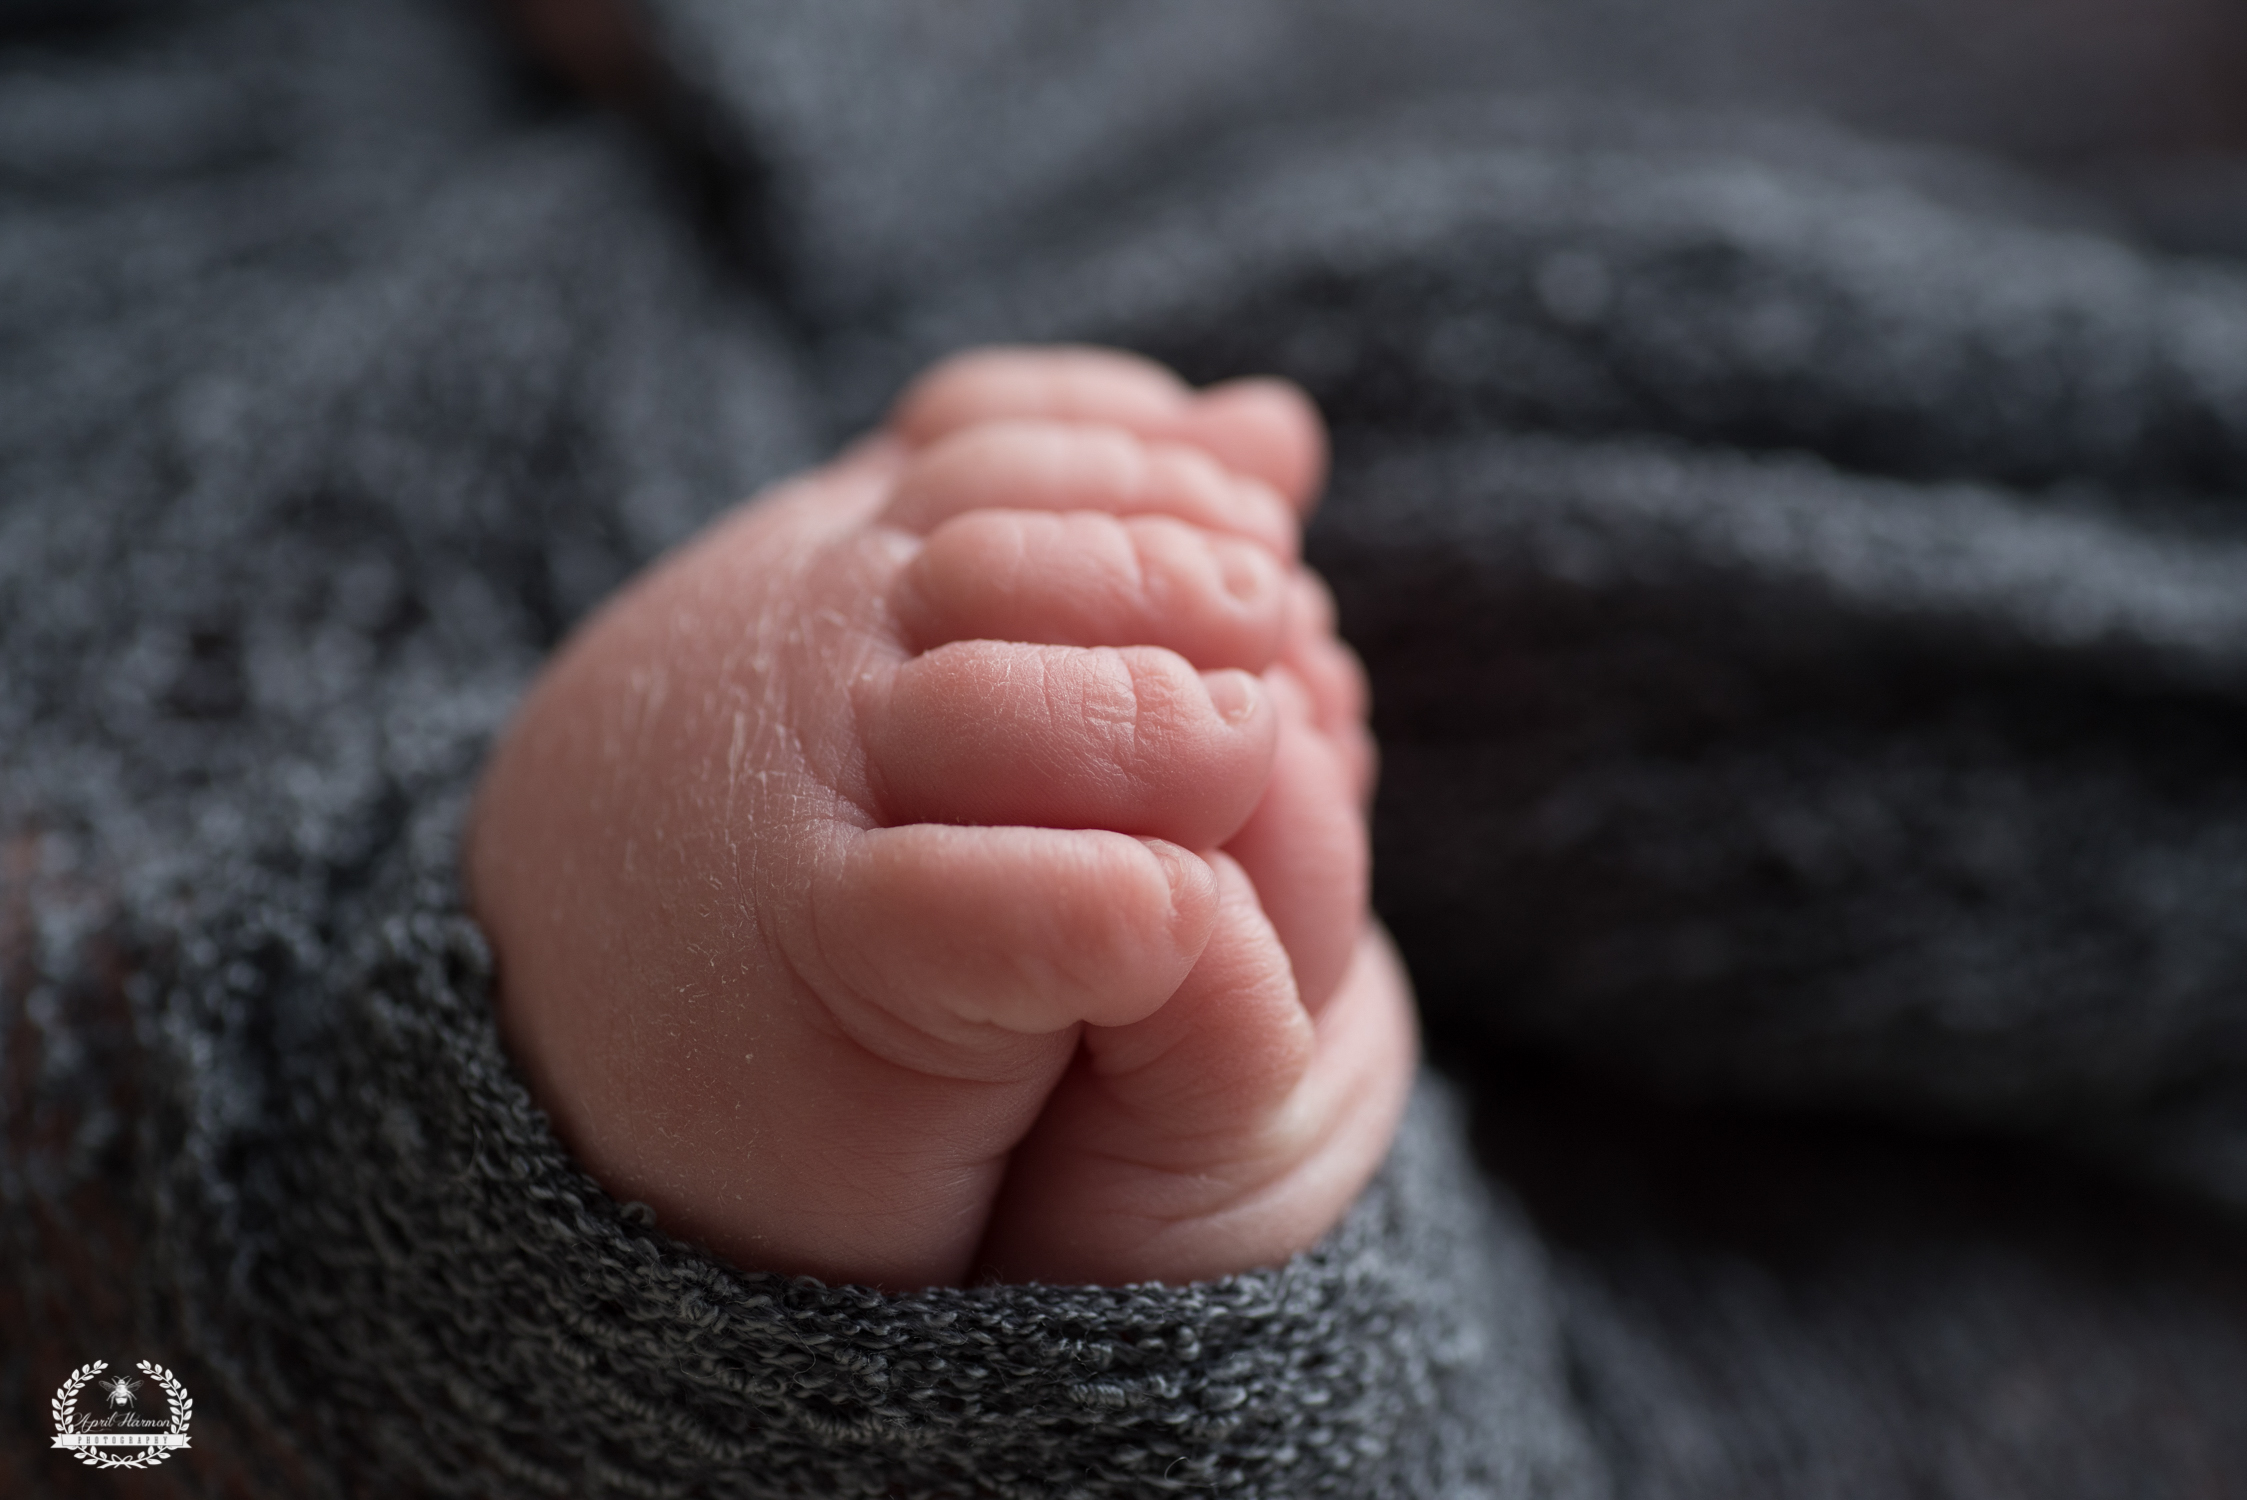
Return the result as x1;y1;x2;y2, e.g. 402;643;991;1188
466;347;1416;1291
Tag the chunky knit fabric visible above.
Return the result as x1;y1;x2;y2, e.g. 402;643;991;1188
7;0;2247;1495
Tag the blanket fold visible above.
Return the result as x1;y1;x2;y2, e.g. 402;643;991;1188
7;0;2247;1494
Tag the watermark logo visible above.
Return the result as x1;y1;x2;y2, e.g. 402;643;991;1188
51;1361;193;1470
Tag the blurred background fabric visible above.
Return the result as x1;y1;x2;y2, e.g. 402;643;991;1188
7;0;2247;1494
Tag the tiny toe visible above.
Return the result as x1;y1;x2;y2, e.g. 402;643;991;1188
808;824;1217;1050
895;510;1290;671
1222;712;1369;1014
880;421;1299;558
891;345;1191;447
1178;378;1330;514
1282;572;1370;728
891;350;1329;518
863;641;1278;849
1275;650;1377;808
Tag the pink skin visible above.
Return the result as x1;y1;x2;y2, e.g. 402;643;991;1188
466;346;1417;1291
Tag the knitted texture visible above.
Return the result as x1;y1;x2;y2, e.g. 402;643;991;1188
250;914;1590;1497
9;0;2247;1496
1;3;1597;1494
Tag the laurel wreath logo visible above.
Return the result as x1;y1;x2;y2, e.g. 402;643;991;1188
51;1360;194;1470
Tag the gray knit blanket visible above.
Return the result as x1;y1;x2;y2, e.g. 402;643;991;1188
7;1;2247;1494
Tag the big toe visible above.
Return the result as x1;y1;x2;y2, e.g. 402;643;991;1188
974;859;1418;1287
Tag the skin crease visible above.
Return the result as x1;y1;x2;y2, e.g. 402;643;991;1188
468;347;1418;1292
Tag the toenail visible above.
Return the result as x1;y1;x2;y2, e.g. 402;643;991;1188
1202;669;1260;725
1213;539;1273;606
1139;837;1207;914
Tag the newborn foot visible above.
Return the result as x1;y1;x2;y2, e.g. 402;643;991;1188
467;347;1416;1291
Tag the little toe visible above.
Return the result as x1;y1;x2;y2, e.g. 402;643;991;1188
894;510;1289;672
880;421;1299;558
891;345;1193;448
862;641;1278;849
891;348;1329;518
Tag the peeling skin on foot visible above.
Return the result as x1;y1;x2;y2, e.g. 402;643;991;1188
467;345;1415;1292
